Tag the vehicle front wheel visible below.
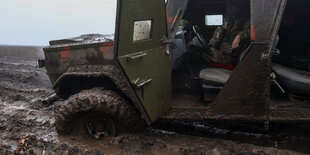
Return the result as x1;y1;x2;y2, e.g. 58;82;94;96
55;88;145;138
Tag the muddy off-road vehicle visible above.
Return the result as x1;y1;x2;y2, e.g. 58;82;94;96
39;0;310;137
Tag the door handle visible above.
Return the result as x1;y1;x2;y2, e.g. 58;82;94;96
126;53;147;61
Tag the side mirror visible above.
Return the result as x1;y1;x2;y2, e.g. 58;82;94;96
205;15;223;26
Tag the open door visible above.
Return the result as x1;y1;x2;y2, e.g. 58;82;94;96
206;0;287;122
115;0;171;123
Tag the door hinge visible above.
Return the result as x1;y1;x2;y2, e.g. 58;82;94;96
162;37;174;45
132;78;152;99
162;37;174;55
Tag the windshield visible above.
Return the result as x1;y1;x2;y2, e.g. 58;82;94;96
0;0;117;46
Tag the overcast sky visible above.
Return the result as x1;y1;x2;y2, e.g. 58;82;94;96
0;0;117;46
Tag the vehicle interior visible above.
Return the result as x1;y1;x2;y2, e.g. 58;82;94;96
270;0;310;112
170;0;310;115
171;0;250;109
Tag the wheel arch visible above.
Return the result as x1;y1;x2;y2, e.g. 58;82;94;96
53;72;119;99
52;65;151;125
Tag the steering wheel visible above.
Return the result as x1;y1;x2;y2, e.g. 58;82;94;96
192;25;208;49
192;25;212;56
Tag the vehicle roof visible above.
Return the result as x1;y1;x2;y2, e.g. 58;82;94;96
48;34;114;47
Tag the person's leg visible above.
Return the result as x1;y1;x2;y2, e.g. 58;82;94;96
202;47;234;65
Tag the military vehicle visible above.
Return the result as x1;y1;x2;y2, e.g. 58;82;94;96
39;0;310;138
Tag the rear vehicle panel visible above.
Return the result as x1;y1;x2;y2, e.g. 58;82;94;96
43;41;114;84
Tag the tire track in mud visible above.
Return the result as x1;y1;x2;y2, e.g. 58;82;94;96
0;83;57;140
0;84;105;154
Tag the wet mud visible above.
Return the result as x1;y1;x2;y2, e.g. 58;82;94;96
0;51;309;154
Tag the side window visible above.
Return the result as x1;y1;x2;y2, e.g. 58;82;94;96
133;20;152;42
205;15;223;26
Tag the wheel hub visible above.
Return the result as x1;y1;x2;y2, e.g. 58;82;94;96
86;116;116;138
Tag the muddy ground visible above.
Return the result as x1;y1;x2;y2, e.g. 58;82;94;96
0;47;310;154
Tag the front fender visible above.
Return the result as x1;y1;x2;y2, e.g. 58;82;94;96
52;65;151;124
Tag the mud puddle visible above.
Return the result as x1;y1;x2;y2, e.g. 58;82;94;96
0;56;51;89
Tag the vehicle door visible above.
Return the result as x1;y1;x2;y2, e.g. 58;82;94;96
115;0;171;123
207;0;287;121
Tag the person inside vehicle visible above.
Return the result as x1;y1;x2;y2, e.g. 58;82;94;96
202;0;250;68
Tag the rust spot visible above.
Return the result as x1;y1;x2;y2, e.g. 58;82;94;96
172;15;178;27
64;46;70;50
103;41;114;46
251;25;256;41
60;46;71;62
100;42;114;59
166;10;173;24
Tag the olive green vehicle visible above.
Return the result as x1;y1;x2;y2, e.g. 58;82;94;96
39;0;310;137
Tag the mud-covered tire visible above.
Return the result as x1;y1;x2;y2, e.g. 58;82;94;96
55;88;146;136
